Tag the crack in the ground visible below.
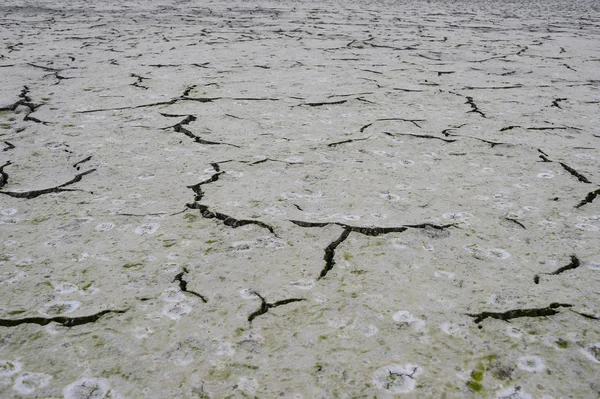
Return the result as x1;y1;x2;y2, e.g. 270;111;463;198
297;99;348;107
159;112;190;118
534;255;580;283
23;114;52;125
441;123;467;136
2;141;15;151
115;212;167;217
320;228;352;279
327;92;374;99
500;125;521;131
570;310;600;320
0;169;95;199
0;86;53;124
160;114;196;130
26;63;62;72
465;96;486;118
187;172;224;201
186;202;277;235
392;87;424;93
385;367;420;390
46;71;74;85
0;161;11;188
463;85;523;90
559;162;591;183
173;267;207;303
576;188;600;208
290;220;455;235
182;85;197;97
0;86;44;122
504;217;526;229
327;136;370;147
552;98;567;109
526;126;572;131
360;118;426;132
131;73;150;90
468;303;572;324
247;291;305;323
0;309;127;328
162;114;240;147
73;155;92;170
385;132;457;143
534;151;592;183
441;130;506;147
249;158;302;165
76;96;277;113
549;255;580;275
290;220;455;278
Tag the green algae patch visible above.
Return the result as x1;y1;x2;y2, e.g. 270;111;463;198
466;380;483;393
471;370;484;382
163;240;177;248
123;263;144;270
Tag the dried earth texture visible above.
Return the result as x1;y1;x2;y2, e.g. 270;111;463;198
1;0;599;397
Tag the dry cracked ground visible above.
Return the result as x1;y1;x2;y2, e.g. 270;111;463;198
1;0;600;397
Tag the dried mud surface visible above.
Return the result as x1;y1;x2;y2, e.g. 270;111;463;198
1;0;600;397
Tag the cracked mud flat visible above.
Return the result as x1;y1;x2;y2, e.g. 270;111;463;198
1;0;600;397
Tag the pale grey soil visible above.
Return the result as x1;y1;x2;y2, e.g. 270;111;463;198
1;0;599;397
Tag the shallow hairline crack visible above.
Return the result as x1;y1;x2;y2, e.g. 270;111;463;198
75;96;279;113
360;118;426;133
534;255;580;283
247;291;305;323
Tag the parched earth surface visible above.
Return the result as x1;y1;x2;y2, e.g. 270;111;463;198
1;0;599;397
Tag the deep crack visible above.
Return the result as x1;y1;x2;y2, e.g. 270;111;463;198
289;220;455;235
559;162;591;183
468;303;572;324
548;255;580;275
186;202;276;235
320;228;352;279
0;309;127;328
0;169;96;199
576;188;600;208
0;161;11;188
187;172;224;201
290;220;454;279
173;267;207;303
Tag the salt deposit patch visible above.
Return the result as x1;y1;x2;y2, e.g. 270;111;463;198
373;364;421;393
